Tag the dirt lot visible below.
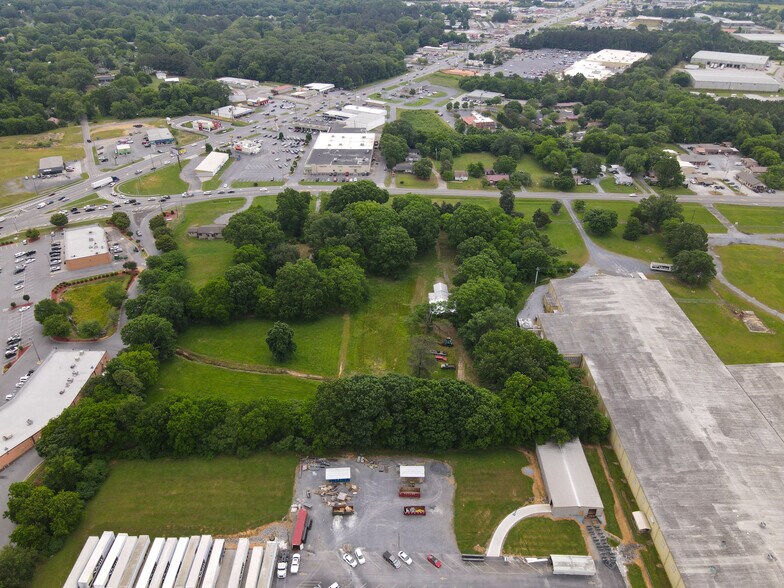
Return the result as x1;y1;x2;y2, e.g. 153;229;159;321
293;457;459;556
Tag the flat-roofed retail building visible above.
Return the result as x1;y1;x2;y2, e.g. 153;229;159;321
39;155;64;176
64;224;111;270
687;68;781;92
195;151;229;179
304;132;375;176
0;350;108;469
537;275;784;588
691;50;770;70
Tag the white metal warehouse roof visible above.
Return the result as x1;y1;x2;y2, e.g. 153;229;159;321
399;465;425;479
325;467;351;481
687;68;780;85
551;555;596;576
195;151;229;175
536;440;603;512
691;50;770;66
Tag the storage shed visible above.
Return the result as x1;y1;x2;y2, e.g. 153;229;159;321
536;440;603;519
325;467;351;482
399;465;425;484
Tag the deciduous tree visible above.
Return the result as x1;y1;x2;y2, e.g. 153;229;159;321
266;322;296;362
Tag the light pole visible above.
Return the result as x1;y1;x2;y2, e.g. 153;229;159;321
534;266;541;285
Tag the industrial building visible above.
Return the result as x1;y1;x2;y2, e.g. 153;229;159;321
210;105;253;119
304;132;375;176
323;105;386;131
686;68;781;92
461;89;504;103
691;50;770;70
216;76;259;88
536;440;603;520
537;275;784;587
64;225;112;270
38;155;64;176
734;33;784;44
462;111;496;130
194;151;229;179
305;82;335;93
0;350;107;470
564;49;648;80
145;128;174;145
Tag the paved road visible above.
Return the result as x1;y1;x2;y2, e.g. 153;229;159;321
0;449;43;548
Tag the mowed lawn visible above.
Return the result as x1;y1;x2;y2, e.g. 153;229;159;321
61;274;130;333
584;447;621;538
657;276;784;364
503;518;588;556
447;449;533;553
178;315;344;377
118;164;188;196
172;198;244;287
34;454;297;588
0;126;85;205
716;245;784;313
452;152;498;171
201;158;235;191
599;177;636;194
395;173;438;190
716;204;784;233
148;357;321;404
399;110;452;134
516;199;588;265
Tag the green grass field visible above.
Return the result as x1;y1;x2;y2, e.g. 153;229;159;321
452;152;498;171
395;174;438;190
599;177;636;194
405;97;432;107
716;245;784;313
448;449;533;553
65;193;110;209
232;180;285;188
446;177;488;190
172;129;205;146
627;563;646;588
503;518;588;556
516;199;588;265
201;158;235;191
657;276;784;364
178;315;344;376
61;274;130;336
715;204;784;233
172;198;244;287
584;447;621;538
419;72;464;89
518;155;550;190
118;165;188;196
149;357;321;404
0;126;85;205
399;110;453;134
34;453;297;588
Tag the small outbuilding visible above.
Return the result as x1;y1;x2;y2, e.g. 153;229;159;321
399;465;425;484
187;224;225;240
536;439;603;519
550;555;596;576
39;155;64;176
325;467;351;483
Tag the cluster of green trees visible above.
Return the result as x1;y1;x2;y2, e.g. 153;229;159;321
149;214;178;253
34;281;127;339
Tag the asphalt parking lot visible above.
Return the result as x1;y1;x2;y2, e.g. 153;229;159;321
489;49;590;79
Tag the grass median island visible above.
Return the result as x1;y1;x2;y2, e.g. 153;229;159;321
33;453;298;588
447;449;533;553
178;315;344;377
232;180;285;188
201;157;235;191
516;199;588;265
419;72;464;89
60;274;130;336
503;517;588;556
148;356;321;404
172;197;244;287
66;193;110;208
715;204;784;233
717;245;784;313
118;164;188;196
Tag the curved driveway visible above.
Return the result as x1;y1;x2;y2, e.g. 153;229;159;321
487;504;552;557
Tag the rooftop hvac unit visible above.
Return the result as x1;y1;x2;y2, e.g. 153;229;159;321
72;371;79;376
59;390;65;395
26;419;32;425
75;356;80;362
80;350;84;355
70;364;75;369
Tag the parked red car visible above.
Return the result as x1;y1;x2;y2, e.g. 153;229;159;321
427;554;442;568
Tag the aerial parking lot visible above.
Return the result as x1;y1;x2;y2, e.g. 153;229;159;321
488;49;591;79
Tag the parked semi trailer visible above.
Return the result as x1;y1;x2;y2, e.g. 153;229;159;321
63;536;99;588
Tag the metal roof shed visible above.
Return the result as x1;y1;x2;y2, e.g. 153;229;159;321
536;440;603;519
399;465;425;481
325;467;351;482
550;555;596;576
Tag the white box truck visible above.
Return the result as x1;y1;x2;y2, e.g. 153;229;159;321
91;177;113;190
148;537;178;588
257;541;278;588
161;537;189;588
107;535;147;588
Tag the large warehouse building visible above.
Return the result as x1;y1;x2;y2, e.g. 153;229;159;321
64;225;112;270
195;151;229;179
686;68;781;92
38;155;64;176
145;128;174;145
303;132;375;176
323;105;386;131
564;49;648;80
0;350;107;469
691;50;770;70
537;275;784;588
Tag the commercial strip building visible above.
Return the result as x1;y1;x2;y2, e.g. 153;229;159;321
691;50;770;70
38;155;64;176
462;111;497;130
64;225;111;270
461;89;504;103
536;440;603;520
564;49;648;81
0;350;107;469
537;276;784;587
210;105;253;119
194;151;229;179
145;128;174;145
323;105;386;131
303;132;375;176
305;82;335;93
686;69;781;92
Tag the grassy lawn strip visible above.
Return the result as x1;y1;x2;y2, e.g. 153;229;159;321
715;204;784;233
66;193;110;209
627;563;647;588
452;152;497;170
446;178;488;190
503;518;588;556
448;449;533;553
201;157;235;191
399;110;452;134
149;357;321;404
33;453;297;588
395;174;438;190
61;274;129;335
584;447;621;537
418;72;464;89
232;180;284;188
405;98;432;107
173;128;209;145
599;177;635;194
715;245;784;313
172;198;244;287
118;165;188;196
178;315;343;377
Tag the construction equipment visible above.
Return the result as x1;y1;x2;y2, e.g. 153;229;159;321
403;506;426;516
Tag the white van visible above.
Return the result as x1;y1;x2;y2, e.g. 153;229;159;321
5;394;13;401
36;201;46;209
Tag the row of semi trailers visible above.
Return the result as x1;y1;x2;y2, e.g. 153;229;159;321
64;532;279;588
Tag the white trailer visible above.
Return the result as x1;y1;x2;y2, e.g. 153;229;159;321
78;531;116;588
63;536;99;588
147;537;178;588
242;547;263;588
200;539;225;588
184;535;212;588
94;533;128;588
256;541;278;588
162;537;189;588
134;537;165;588
109;535;149;588
91;177;113;190
227;538;249;588
104;536;137;588
173;536;201;588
